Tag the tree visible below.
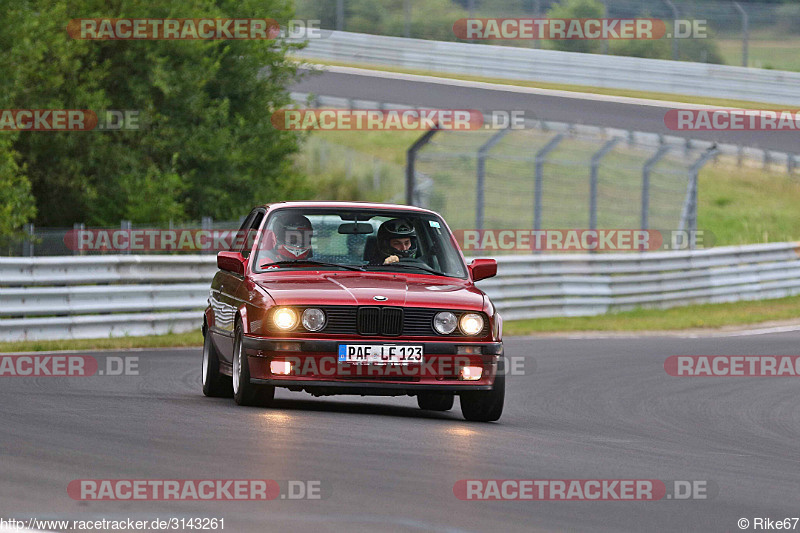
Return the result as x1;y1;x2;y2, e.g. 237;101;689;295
546;0;605;54
0;0;308;228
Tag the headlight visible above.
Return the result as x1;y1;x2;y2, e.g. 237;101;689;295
302;308;326;332
433;311;458;335
459;313;484;336
272;307;298;330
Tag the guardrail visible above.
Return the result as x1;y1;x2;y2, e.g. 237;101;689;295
292;31;800;106
1;243;799;340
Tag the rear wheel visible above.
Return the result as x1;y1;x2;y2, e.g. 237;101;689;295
417;392;454;411
460;372;504;422
233;323;275;407
202;330;232;397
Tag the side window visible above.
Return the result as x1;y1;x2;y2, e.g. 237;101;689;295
240;211;264;258
231;212;255;253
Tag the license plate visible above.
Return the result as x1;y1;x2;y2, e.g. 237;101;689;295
338;344;423;364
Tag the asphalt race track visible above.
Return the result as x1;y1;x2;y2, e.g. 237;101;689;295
2;331;800;532
292;68;796;154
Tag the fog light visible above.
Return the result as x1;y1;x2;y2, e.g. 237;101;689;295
270;360;293;375
460;366;483;380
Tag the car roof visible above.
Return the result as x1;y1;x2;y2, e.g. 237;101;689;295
258;201;439;216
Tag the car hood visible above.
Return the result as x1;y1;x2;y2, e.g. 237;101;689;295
253;272;484;310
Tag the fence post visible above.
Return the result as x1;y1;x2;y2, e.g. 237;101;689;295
73;222;85;256
680;147;718;249
589;137;621;232
733;1;749;67
121;219;132;255
476;128;511;230
23;223;34;257
534;133;565;232
406;126;440;206
641;146;670;231
336;0;345;31
664;0;679;60
403;0;410;38
201;216;213;255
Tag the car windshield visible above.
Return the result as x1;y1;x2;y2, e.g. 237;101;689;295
254;207;468;278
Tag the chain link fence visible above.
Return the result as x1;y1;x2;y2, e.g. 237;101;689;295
409;121;718;251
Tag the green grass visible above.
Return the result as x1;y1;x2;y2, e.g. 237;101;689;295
698;164;800;245
0;330;203;353
717;37;800;72
503;294;800;335
293;56;794;109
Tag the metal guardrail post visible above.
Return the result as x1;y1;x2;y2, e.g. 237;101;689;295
641;146;670;231
733;2;749;67
476;128;511;230
679;146;718;249
405;126;440;206
589;137;621;232
534;133;565;232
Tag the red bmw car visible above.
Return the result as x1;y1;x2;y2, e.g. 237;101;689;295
202;201;504;421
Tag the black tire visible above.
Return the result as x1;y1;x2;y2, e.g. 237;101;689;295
417;392;455;411
232;323;275;407
202;330;232;397
460;372;505;422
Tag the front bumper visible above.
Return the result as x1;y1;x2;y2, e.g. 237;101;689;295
242;335;503;394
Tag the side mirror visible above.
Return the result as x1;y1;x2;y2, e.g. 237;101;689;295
217;251;246;276
469;258;497;282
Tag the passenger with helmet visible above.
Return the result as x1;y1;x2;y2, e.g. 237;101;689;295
372;218;418;265
268;212;314;261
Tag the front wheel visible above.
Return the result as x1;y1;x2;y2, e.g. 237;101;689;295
460;372;504;422
202;330;232;397
232;324;275;407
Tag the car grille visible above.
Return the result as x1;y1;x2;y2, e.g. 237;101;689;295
357;306;403;336
309;306;489;337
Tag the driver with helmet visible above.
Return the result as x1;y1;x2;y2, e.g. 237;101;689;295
269;212;314;261
372;218;418;265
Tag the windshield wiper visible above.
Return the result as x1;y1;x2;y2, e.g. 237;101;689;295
260;260;365;272
367;263;448;276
